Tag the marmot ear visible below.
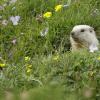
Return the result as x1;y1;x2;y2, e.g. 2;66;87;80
91;27;94;30
89;27;94;32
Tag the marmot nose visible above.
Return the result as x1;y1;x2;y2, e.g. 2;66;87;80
71;32;75;36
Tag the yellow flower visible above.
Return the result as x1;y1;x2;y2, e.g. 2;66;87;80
43;12;52;18
26;64;32;73
27;65;32;68
0;63;6;68
89;71;94;77
55;4;63;12
75;62;80;66
53;55;59;61
25;56;30;61
26;68;31;73
97;57;100;60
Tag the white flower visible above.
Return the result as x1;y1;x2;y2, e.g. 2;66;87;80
10;16;20;25
63;4;69;8
3;3;7;7
40;27;49;37
9;0;17;4
2;20;8;26
0;57;2;59
11;39;17;45
89;44;98;52
0;6;4;10
12;7;16;10
20;33;24;35
0;16;2;19
91;9;100;16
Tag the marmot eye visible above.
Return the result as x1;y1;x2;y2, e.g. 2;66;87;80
81;29;85;32
90;30;92;32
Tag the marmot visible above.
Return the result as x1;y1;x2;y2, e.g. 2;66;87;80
70;25;99;52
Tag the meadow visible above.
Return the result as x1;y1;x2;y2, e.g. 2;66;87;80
0;0;100;100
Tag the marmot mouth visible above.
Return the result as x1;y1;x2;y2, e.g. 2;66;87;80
72;37;81;43
72;36;86;45
72;36;89;47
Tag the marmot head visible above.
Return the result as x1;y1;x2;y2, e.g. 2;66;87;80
70;25;98;45
70;25;99;52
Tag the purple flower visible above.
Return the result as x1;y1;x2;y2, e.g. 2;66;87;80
10;16;20;25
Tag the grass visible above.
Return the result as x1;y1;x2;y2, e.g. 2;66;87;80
0;0;100;100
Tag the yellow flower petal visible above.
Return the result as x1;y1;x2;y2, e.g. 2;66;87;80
25;56;30;61
43;12;52;18
27;65;32;68
53;55;59;61
0;63;6;68
97;57;100;60
55;4;63;12
89;71;94;77
26;68;31;73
